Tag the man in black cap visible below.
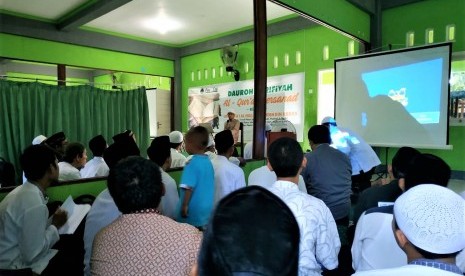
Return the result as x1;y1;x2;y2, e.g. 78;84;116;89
44;131;68;161
147;136;179;220
104;130;140;169
80;135;109;178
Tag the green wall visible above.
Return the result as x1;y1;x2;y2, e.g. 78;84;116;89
382;0;465;171
0;33;174;77
383;0;465;52
182;25;358;151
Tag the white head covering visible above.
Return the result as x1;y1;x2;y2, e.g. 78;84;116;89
32;135;47;145
321;116;336;125
265;123;272;132
227;109;236;115
394;184;465;254
169;131;183;144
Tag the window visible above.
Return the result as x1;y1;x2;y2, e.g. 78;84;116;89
406;31;415;47
446;25;456;41
425;28;434;44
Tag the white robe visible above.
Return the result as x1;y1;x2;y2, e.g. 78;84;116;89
58;161;81;181
211;155;246;204
170;148;187;168
0;182;59;274
160;170;179;220
80;157;109;178
83;189;121;276
248;165;307;193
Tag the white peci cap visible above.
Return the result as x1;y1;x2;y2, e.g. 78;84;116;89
169;131;184;144
394;184;465;254
265;123;272;132
32;135;47;145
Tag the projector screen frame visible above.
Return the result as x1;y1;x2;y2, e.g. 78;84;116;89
334;42;452;149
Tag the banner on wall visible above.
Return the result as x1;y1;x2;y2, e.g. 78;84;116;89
188;72;305;141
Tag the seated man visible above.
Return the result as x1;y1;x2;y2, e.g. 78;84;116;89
91;157;202;275
83;133;140;275
195;186;300;276
0;145;67;274
352;146;420;224
44;131;68;161
80;135;109;178
267;137;340;275
58;142;87;181
22;135;48;183
83;189;120;276
147;135;179;219
353;184;465;275
352;153;452;272
104;130;140;170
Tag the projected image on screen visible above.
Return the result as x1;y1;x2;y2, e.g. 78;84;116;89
362;58;443;124
335;43;451;149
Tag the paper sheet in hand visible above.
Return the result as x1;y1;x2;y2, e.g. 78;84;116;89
58;195;91;235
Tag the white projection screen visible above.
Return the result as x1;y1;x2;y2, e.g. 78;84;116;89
335;43;451;149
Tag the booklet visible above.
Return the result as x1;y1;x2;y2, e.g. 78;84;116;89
58;195;91;235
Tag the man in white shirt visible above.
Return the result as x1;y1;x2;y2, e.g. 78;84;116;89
147;135;179;220
248;165;307;193
212;130;246;204
80;135;109;178
58;142;87;181
353;184;465;276
267;137;340;275
169;131;187;168
352;153;454;272
0;145;67;274
83;188;120;276
83;135;141;275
